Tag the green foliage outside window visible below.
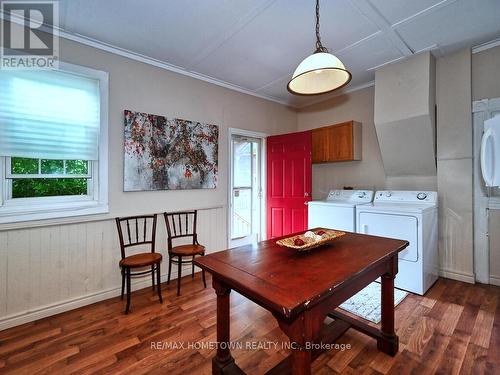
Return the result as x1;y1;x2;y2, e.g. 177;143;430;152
11;157;38;174
10;157;89;198
66;160;88;174
12;178;88;198
41;159;64;174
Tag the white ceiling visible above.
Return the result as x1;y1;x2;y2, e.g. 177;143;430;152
57;0;500;107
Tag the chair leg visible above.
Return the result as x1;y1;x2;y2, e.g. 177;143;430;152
157;262;163;304
167;256;172;285
120;268;125;300
202;269;207;288
192;255;195;278
125;268;131;314
151;265;155;291
177;256;182;297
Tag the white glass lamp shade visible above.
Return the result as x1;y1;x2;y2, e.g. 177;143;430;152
287;52;352;95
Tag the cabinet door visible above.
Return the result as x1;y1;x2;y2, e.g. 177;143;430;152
312;128;328;163
327;122;353;161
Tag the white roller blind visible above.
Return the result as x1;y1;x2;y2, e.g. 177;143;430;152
0;69;100;160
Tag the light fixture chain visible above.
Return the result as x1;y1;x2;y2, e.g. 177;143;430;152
315;0;328;53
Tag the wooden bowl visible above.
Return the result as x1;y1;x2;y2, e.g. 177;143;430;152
276;229;346;252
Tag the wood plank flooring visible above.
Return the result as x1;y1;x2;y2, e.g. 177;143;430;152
0;275;499;374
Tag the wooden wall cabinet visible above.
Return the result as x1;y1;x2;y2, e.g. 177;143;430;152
311;121;362;163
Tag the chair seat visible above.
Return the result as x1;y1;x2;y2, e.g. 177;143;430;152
170;244;205;256
120;252;162;268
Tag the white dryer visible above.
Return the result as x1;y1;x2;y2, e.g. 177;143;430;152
356;191;438;295
308;190;374;232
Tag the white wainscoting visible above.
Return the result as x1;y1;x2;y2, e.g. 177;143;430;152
0;206;227;330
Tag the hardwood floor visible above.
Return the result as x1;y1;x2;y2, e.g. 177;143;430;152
0;274;499;374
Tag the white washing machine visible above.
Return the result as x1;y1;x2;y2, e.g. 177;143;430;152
308;190;374;232
356;190;438;295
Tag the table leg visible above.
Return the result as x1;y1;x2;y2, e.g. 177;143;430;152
212;278;242;375
378;266;399;356
273;311;319;375
290;349;312;375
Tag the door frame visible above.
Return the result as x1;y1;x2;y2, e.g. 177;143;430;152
227;128;267;248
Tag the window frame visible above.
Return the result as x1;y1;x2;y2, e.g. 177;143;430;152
6;158;93;179
4;157;95;202
0;62;109;224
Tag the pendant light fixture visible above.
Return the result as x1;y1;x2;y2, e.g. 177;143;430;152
287;0;352;96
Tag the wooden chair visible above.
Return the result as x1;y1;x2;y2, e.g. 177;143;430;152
163;210;207;296
115;214;162;314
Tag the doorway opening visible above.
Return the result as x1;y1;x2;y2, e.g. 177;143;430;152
228;129;266;248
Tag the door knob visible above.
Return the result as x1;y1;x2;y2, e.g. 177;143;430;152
304;192;310;197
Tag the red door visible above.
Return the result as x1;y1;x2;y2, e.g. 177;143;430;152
266;131;312;239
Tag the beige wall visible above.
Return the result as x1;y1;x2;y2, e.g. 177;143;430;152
435;48;474;283
374;52;436;178
472;45;500;101
297;87;386;199
0;37;296;329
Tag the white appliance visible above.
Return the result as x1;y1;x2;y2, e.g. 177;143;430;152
356;191;438;295
308;190;374;232
481;114;500;187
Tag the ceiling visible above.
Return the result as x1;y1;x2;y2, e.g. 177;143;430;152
56;0;500;107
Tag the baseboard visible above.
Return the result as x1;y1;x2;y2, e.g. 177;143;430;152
0;268;196;331
439;268;475;284
489;275;500;286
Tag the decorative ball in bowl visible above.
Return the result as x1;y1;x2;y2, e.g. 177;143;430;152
276;229;345;251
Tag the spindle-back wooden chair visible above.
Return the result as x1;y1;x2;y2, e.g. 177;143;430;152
163;210;206;296
115;214;162;314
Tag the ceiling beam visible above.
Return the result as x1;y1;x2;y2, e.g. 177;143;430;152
185;0;278;70
255;73;290;93
391;0;458;29
335;30;382;55
348;0;414;56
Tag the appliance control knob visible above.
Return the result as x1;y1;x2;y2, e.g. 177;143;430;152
358;192;366;198
417;192;427;200
385;192;392;197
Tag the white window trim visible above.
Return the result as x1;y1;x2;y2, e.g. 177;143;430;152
0;61;109;224
6;158;93;179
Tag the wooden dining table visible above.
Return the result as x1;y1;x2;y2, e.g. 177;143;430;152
194;230;409;375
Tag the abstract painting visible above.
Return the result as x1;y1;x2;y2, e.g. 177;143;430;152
123;110;218;191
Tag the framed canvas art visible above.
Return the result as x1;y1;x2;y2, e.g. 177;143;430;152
123;110;218;191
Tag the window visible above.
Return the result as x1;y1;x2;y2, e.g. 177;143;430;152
0;62;109;224
8;157;90;198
